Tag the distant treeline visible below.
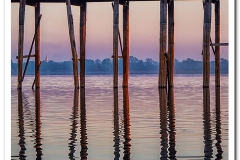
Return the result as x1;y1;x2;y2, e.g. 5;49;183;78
11;56;228;75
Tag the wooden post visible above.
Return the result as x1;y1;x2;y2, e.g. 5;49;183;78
215;0;220;87
66;0;79;88
113;0;119;88
168;0;174;88
123;88;131;159
80;2;87;88
35;2;41;89
17;0;26;89
202;0;212;88
159;0;167;88
122;1;129;88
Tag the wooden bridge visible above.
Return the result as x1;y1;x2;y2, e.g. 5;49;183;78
12;0;226;89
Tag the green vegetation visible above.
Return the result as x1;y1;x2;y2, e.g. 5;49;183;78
11;56;228;75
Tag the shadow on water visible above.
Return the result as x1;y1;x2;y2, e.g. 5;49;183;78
35;88;43;160
167;88;176;160
203;88;213;159
80;88;88;159
68;89;79;160
17;88;43;160
122;88;131;160
159;88;176;160
113;88;120;160
113;88;131;160
18;90;26;160
215;87;223;159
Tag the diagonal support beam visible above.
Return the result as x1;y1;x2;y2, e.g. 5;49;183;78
66;0;79;88
21;14;42;85
112;3;123;57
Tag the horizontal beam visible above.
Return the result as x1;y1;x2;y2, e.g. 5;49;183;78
111;55;123;58
210;43;228;46
16;54;35;59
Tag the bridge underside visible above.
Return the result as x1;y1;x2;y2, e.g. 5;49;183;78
11;0;218;6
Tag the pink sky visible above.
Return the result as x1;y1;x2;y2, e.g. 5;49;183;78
11;1;229;62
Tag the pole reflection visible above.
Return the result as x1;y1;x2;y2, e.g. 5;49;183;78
68;89;79;160
35;88;43;159
203;88;213;159
215;87;223;159
167;88;176;159
18;90;26;160
159;88;168;159
113;88;120;160
80;88;88;159
122;88;131;160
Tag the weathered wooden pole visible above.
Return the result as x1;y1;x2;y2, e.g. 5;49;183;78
159;0;167;88
113;0;119;88
202;0;212;88
66;0;79;88
80;2;87;88
168;0;174;88
122;1;129;88
215;0;220;87
35;2;41;89
17;0;26;89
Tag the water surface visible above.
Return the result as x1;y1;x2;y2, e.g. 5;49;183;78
11;74;228;159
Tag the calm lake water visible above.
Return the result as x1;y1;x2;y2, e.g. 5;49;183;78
11;74;228;160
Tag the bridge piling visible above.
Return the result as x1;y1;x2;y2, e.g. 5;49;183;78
122;1;129;88
17;0;26;89
215;0;220;87
35;2;41;89
168;0;174;88
202;0;212;88
159;0;167;88
80;2;87;88
113;0;119;88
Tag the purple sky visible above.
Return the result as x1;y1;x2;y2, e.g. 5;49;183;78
11;1;229;63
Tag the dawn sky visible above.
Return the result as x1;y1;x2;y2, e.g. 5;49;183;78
11;0;228;63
